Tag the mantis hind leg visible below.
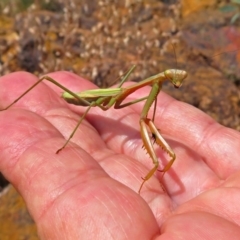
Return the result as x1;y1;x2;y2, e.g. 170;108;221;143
1;75;91;111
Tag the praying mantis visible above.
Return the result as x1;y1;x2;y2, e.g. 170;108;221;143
1;66;188;193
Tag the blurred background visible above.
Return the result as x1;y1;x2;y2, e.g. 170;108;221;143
0;0;239;238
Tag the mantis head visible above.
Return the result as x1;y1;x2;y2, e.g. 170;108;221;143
164;69;188;88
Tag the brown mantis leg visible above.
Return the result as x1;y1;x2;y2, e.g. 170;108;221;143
138;118;176;193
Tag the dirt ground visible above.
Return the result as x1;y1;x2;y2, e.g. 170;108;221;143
0;0;239;238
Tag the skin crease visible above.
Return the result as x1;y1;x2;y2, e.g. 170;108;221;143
0;71;240;239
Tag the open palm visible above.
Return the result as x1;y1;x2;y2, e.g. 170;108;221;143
0;71;240;239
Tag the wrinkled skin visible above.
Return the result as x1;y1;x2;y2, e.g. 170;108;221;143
0;71;240;240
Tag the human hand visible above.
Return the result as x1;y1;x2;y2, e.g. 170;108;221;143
0;71;240;239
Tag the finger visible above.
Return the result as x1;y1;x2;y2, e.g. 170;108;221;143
0;109;159;239
176;186;240;226
0;71;67;112
162;212;240;240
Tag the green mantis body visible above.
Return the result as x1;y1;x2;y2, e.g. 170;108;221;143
2;66;187;193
